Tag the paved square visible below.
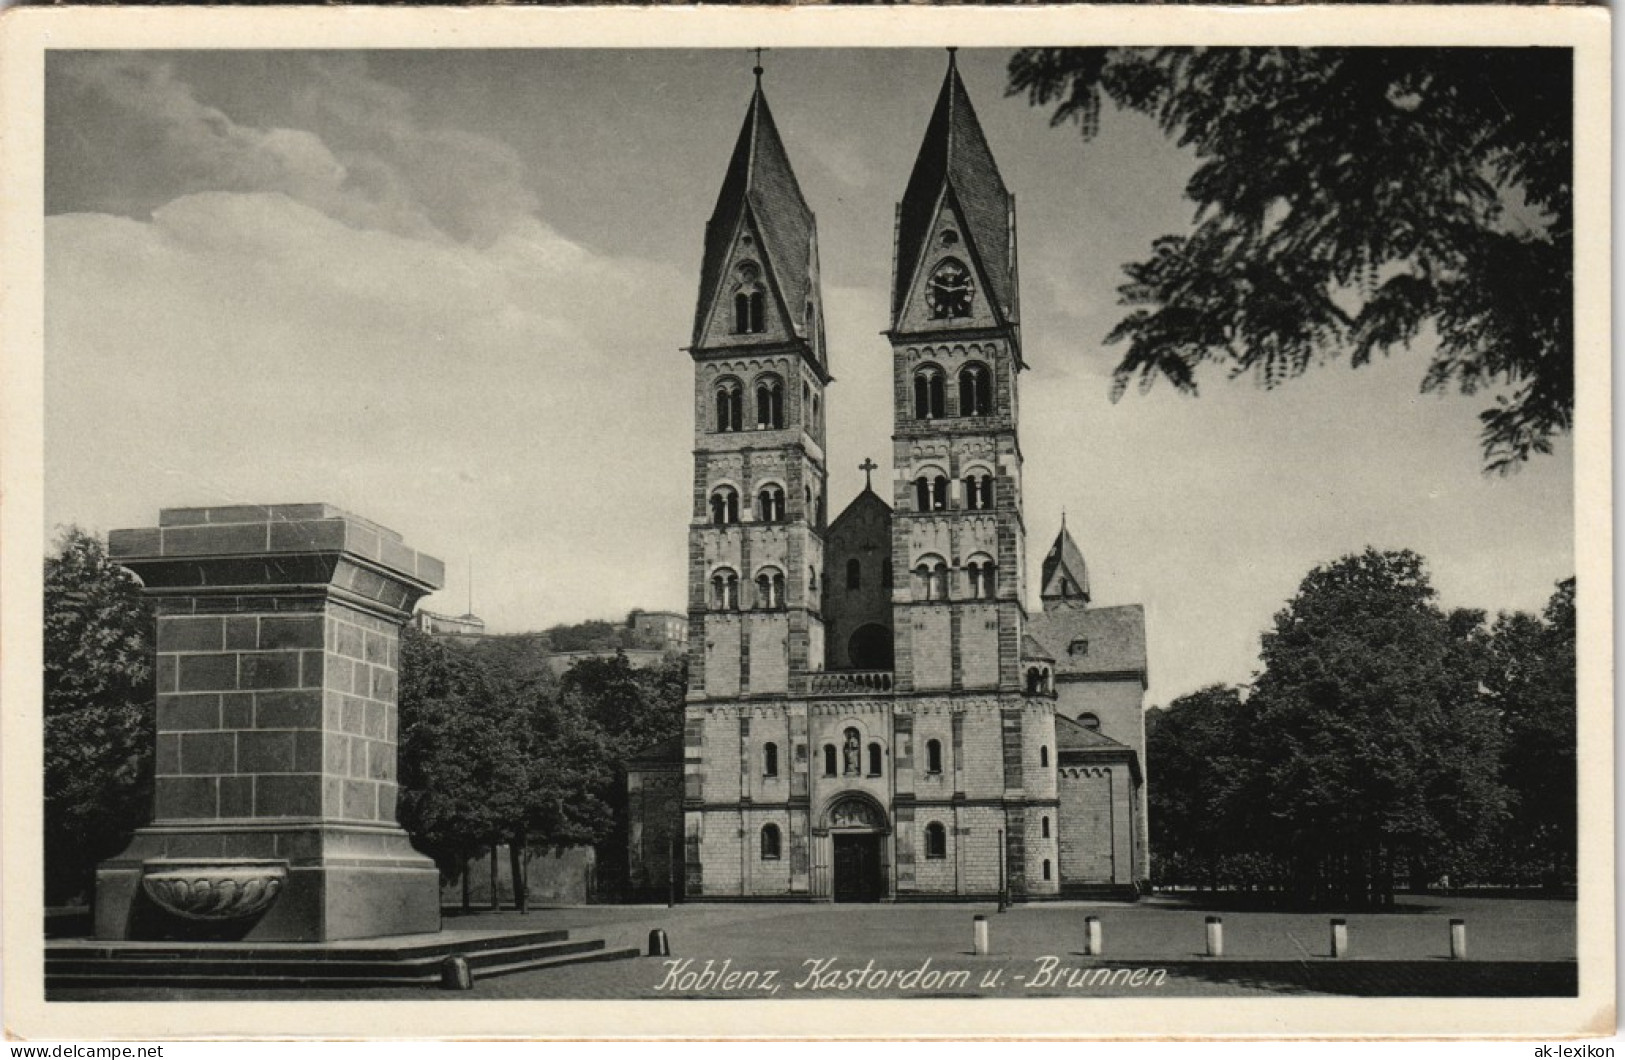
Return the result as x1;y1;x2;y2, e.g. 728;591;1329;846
50;894;1576;1001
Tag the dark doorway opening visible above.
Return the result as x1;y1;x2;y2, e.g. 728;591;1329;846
832;834;883;902
847;623;894;670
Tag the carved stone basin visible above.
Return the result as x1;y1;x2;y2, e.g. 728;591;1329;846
141;860;288;922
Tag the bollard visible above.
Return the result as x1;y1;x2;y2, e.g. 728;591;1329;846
1205;916;1224;957
1084;915;1102;957
973;914;990;956
648;928;671;957
1330;918;1348;959
1449;918;1467;960
440;955;473;991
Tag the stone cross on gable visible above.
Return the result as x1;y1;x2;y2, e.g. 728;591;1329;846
859;457;878;491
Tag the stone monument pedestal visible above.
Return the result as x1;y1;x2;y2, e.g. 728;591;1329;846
94;504;444;942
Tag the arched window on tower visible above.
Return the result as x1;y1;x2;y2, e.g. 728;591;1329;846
882;559;893;588
754;567;785;610
755;375;784;429
913;366;946;420
925;739;943;775
867;742;882;777
732;262;765;335
846;558;861;591
760;823;781;860
913;556;949;602
710;568;739;611
757;485;785;523
932;476;949;511
715;379;743;433
1041;815;1051;838
764;742;779;778
924;822;947;859
1040;746;1050;768
823;744;838;777
709;486;740;526
967;556;997;600
958;363;993;416
965;473;995;511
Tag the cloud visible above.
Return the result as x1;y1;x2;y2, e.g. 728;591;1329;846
48;53;541;246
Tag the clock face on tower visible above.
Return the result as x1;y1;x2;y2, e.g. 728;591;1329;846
926;259;973;319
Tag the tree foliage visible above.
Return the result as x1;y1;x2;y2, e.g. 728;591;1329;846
1008;48;1573;471
44;528;155;905
397;635;686;906
1249;549;1508;903
1146;550;1574;905
1481;577;1576;883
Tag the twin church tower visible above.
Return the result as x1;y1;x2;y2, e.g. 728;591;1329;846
632;54;1150;902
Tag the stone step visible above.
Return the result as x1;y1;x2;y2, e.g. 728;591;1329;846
47;927;571;963
475;946;644;981
45;930;638;991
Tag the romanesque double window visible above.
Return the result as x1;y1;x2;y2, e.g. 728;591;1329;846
913;366;946;420
760;823;781;860
1025;666;1052;695
710;568;740;611
958;363;993;416
913;556;949;601
966;556;997;599
755;375;784;429
709;486;740;526
964;473;995;511
924;822;947;859
733;262;765;335
913;475;949;512
925;738;944;775
715;378;744;433
755;567;786;610
757;485;786;523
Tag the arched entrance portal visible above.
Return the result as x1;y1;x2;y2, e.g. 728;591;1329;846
824;793;887;902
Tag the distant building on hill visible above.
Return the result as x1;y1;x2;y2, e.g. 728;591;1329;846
628;609;689;653
412;609;486;639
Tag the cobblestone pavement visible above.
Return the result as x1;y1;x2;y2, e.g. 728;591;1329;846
53;895;1576;1002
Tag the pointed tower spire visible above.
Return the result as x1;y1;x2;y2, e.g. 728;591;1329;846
1041;520;1091;609
691;69;822;365
892;52;1016;329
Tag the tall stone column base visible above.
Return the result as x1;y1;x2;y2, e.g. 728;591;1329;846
95;820;439;942
95;503;446;943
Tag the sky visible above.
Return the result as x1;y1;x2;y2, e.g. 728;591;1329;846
42;48;1576;707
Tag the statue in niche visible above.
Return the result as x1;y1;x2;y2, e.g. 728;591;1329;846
843;729;860;775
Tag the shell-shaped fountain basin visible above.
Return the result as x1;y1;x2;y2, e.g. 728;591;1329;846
141;859;288;922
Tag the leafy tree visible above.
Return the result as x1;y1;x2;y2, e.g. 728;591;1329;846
43;528;155;905
1249;548;1508;905
1145;685;1271;891
1008;48;1572;471
1483;577;1576;885
556;653;687;898
397;627;529;909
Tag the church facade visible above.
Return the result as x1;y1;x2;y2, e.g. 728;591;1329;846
626;56;1150;902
